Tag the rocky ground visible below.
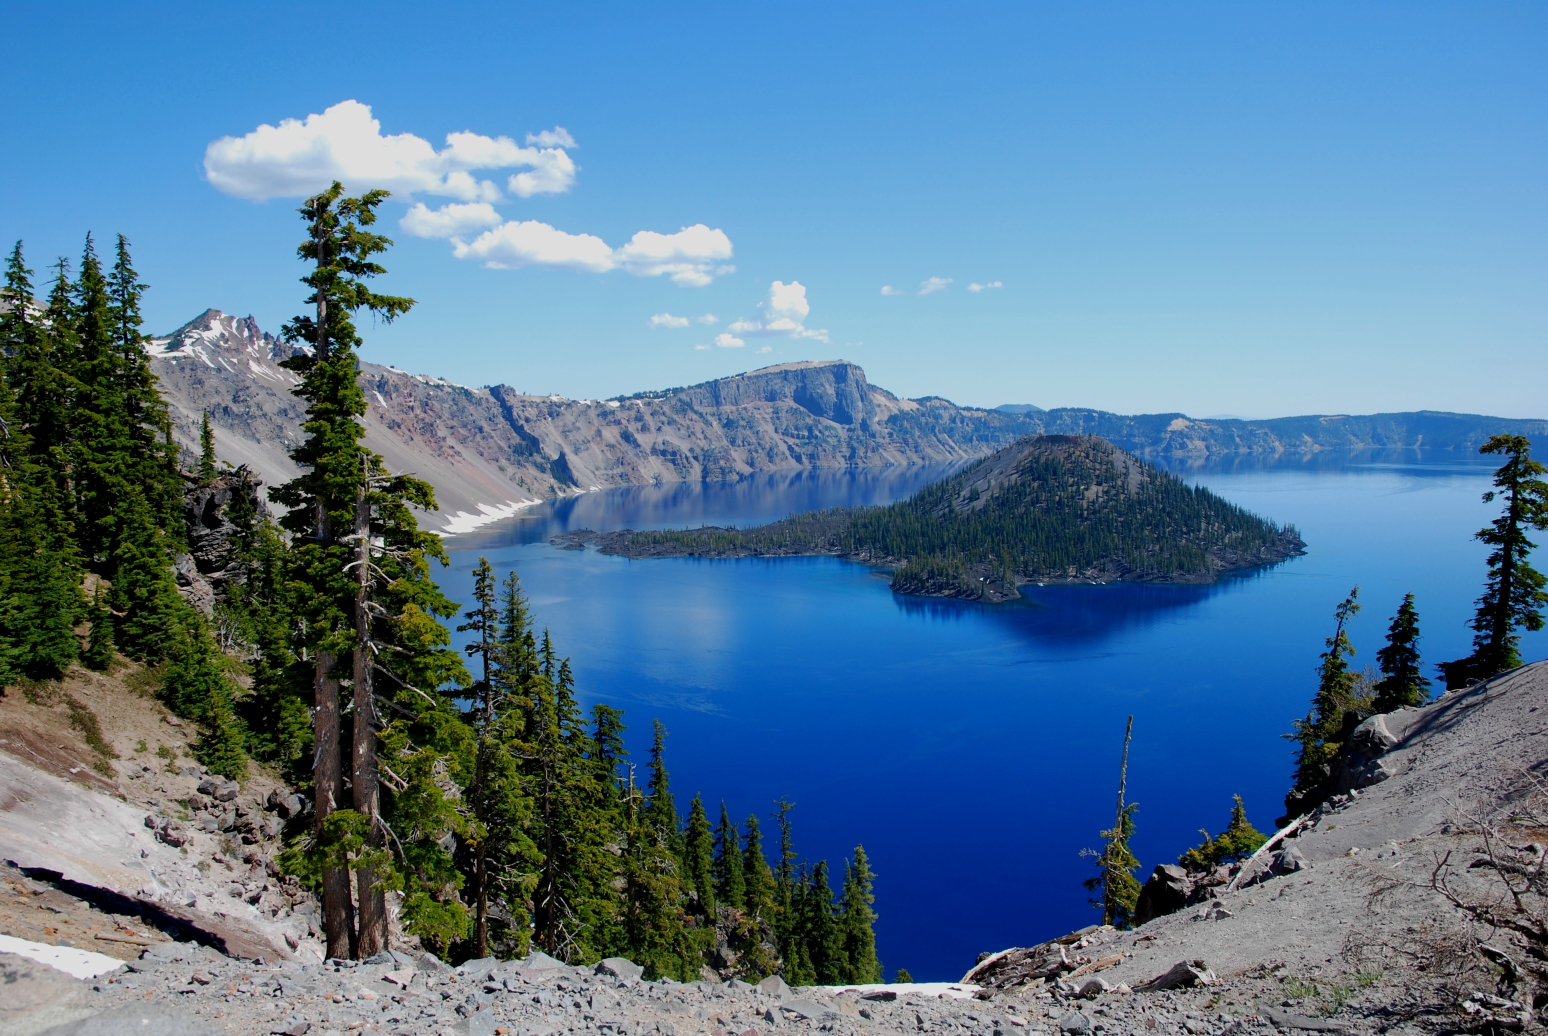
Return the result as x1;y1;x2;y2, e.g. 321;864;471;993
6;655;1547;1035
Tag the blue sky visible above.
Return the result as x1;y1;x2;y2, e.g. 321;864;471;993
2;2;1543;417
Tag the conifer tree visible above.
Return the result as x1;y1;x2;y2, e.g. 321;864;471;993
83;585;114;671
1178;795;1266;870
644;720;680;853
714;802;746;910
742;813;777;922
1373;593;1429;712
272;181;415;960
459;556;502;956
1083;716;1141;928
1440;436;1548;688
683;794;717;918
621;745;697;979
838;846;881;983
1282;587;1365;823
801;861;842;983
198;411;217;484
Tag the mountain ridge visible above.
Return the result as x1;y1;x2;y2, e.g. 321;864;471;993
147;309;1547;535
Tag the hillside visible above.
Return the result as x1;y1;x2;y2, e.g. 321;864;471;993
583;435;1304;599
149;310;1546;536
9;662;1547;1035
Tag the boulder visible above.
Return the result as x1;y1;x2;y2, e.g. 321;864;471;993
517;949;568;974
1137;960;1217;992
1058;1011;1094;1035
756;974;793;998
782;999;840;1021
1134;864;1192;924
595;957;644;982
415;951;454;976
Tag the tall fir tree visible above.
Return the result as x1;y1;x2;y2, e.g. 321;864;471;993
742;813;777;923
714;802;746;910
271;181;415;960
1440;435;1548;689
683;794;717;919
198;410;217;484
838;846;881;983
1282;587;1365;824
1373;593;1430;712
1178;795;1267;871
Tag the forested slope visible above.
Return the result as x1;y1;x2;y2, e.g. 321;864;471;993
592;435;1304;600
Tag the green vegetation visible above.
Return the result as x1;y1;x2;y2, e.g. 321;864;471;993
1179;795;1267;871
0;198;879;978
1373;593;1429;712
1083;716;1142;928
602;435;1300;598
1440;435;1548;688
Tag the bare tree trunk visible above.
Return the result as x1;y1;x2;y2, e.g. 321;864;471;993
352;475;388;957
314;649;355;960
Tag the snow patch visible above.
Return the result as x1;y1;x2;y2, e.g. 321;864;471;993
0;933;125;979
438;499;539;536
818;982;980;1000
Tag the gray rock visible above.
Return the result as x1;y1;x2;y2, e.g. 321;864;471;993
1058;1011;1094;1035
861;989;898;1002
1074;977;1111;999
457;956;499;975
596;957;644;982
416;951;454;975
454;1008;502;1036
756;974;792;998
518;949;568;974
213;783;239;803
781;999;839;1021
1260;1007;1347;1032
1137;960;1218;991
34;1003;222;1035
196;777;221;797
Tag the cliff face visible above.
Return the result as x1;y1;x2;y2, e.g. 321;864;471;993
148;309;1547;535
147;312;1035;533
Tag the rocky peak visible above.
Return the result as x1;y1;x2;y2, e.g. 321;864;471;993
673;359;875;426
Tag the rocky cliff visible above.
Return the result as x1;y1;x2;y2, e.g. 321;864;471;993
148;309;1546;536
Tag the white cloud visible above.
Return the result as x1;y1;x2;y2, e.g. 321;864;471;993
649;313;691;329
714;333;745;348
526;127;577;148
449;220;734;284
880;285;905;296
400;202;504;239
918;276;953;295
726;280;829;342
968;280;1003;292
453;220;615;271
697;313;719;325
204;100;577;201
508;148;577;198
614;225;735;286
757;346;773;354
694;344;711;351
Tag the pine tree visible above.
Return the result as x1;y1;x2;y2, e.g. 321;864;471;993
198;411;217;484
683;794;717;918
621;749;697;980
1282;587;1365;823
83;584;114;671
271;181;416;960
160;612;247;779
801;861;842;983
714;802;746;910
772;799;802;974
644;720;680;853
1178;795;1267;870
838;846;881;983
742;813;776;922
1440;436;1548;689
1373;593;1429;712
1083;716;1141;928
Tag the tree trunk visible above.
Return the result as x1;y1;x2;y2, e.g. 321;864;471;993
352;476;388;958
314;649;355;961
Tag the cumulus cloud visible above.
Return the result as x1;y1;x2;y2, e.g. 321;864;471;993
714;333;745;348
613;226;735;287
649;313;691;329
880;285;905;296
968;280;1003;292
697;314;719;325
452;220;615;271
400;202;504;239
918;276;953;295
694;344;711;351
726;281;829;342
204;100;577;201
450;221;734;285
527;127;577;148
757;346;773;354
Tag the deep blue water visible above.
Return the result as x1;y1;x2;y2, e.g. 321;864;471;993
437;451;1544;982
